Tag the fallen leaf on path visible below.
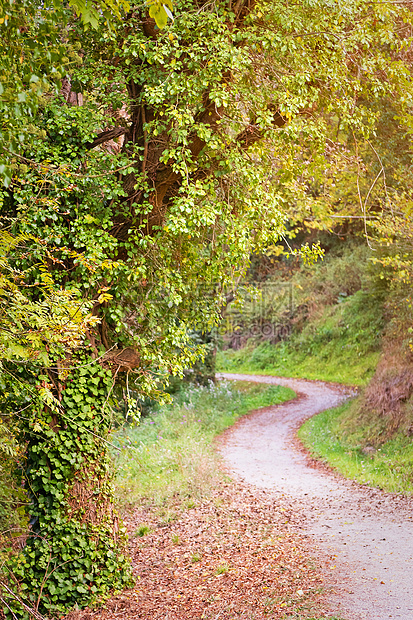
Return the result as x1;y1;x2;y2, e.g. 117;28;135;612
66;480;334;620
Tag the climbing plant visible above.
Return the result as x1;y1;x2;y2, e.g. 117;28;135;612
6;361;132;616
1;0;413;616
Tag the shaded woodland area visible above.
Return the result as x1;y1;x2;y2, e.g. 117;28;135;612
1;0;413;617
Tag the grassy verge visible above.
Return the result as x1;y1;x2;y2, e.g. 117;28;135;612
217;344;379;386
298;400;413;495
112;379;295;508
217;289;383;386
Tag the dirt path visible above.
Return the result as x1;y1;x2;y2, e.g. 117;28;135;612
218;373;413;620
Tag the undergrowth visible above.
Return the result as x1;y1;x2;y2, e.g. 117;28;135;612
0;421;27;542
217;289;383;386
298;400;413;495
112;380;295;508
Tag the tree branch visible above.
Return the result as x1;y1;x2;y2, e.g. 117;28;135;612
0;581;48;620
85;127;127;150
235;111;287;149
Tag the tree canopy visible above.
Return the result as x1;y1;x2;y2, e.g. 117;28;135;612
1;0;413;615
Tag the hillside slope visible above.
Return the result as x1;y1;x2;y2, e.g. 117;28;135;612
217;237;413;493
217;240;385;386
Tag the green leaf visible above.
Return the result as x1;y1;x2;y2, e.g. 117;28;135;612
149;2;168;28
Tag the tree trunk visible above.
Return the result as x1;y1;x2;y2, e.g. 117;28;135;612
10;359;132;615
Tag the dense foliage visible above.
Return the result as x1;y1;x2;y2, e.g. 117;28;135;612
1;0;413;615
8;362;132;616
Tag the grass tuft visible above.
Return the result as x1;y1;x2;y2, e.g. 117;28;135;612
298;400;413;495
215;562;230;575
135;524;150;537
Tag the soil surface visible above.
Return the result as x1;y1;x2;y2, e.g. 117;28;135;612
218;373;413;620
68;482;333;620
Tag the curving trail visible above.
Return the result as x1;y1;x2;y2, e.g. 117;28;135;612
217;372;413;620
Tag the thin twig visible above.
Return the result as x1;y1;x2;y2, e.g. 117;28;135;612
353;133;375;250
0;581;48;620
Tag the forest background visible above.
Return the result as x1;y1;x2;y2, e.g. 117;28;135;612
1;0;413;617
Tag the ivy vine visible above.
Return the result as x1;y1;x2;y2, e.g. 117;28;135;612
6;359;133;617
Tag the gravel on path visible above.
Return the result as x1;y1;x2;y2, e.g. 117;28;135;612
218;372;413;620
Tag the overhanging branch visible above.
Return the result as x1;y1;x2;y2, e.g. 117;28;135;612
85;127;128;150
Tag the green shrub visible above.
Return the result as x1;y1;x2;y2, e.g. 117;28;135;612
0;420;27;541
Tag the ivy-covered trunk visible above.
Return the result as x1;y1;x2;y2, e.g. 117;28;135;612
9;361;132;616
